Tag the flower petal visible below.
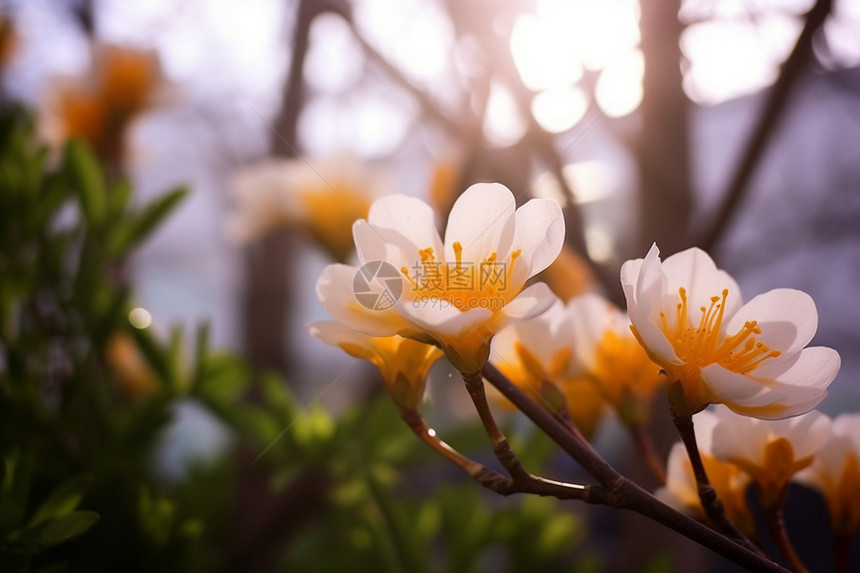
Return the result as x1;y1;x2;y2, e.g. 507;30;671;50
833;413;860;448
660;247;743;330
620;245;680;365
510;197;565;286
702;364;827;420
497;300;567;366
400;298;493;336
753;346;840;389
566;293;619;367
353;219;420;271
710;405;769;465
367;194;443;256
691;409;720;454
725;289;818;356
443;182;516;265
316;264;408;336
308;320;376;359
493;282;558;324
779;410;831;460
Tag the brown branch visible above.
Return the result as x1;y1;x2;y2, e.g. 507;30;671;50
482;363;788;573
672;413;764;555
628;422;667;485
699;0;834;251
461;369;539;481
244;0;322;375
834;533;852;573
399;407;603;503
638;0;693;255
765;507;810;573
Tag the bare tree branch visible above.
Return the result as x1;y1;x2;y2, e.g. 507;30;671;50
699;0;834;252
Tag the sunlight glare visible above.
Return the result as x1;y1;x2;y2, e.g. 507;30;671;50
681;19;793;104
531;87;588;133
595;50;644;117
483;81;527;147
535;0;640;72
510;14;583;90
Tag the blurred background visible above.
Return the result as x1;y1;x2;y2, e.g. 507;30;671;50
1;0;859;571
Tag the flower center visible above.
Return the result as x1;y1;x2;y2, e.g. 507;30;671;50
401;241;521;312
660;287;781;374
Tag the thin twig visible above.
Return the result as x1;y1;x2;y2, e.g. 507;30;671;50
672;413;764;556
699;0;834;251
461;370;542;481
628;422;667;485
834;533;851;573
399;407;602;502
482;363;788;573
765;507;809;573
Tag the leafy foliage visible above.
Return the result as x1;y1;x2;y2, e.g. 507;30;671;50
0;107;595;572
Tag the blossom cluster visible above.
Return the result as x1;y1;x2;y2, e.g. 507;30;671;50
659;406;860;538
306;178;853;561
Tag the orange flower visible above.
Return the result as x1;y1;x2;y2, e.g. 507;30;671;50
42;43;168;163
104;333;157;400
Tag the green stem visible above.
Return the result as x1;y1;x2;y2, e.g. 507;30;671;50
366;474;424;573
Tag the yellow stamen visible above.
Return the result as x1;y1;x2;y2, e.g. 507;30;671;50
406;243;522;312
660;287;781;375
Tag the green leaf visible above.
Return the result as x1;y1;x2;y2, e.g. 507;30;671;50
110;187;188;256
643;551;674;573
10;511;99;550
64;139;106;228
137;486;174;548
0;451;31;538
261;373;299;419
28;475;91;528
107;177;132;219
167;324;185;392
194;353;249;402
293;405;334;450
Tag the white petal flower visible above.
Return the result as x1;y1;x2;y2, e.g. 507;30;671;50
565;293;665;417
708;405;831;508
656;410;754;533
316;182;565;373
794;412;860;535
230;153;390;260
621;244;840;419
309;321;443;410
489;293;664;433
490;300;608;436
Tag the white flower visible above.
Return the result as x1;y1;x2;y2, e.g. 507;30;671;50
709;405;831;508
315;182;564;373
795;412;860;535
490;299;608;436
490;293;664;433
565;293;665;420
309;321;442;410
656;410;754;533
620;244;840;419
230;154;390;260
